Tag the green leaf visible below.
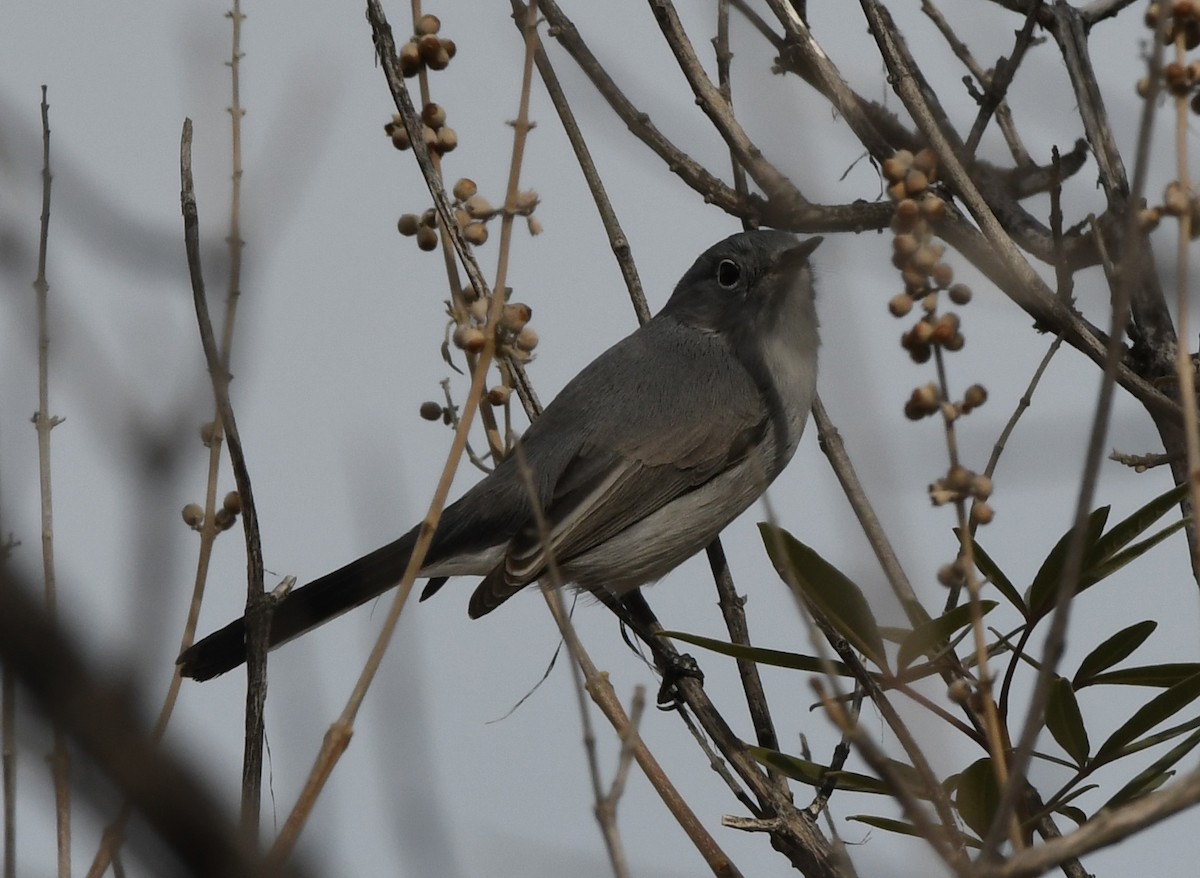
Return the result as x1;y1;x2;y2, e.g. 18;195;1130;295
1046;677;1090;766
1105;715;1200;758
1095;671;1200;762
955;757;1001;840
747;748;889;795
897;601;997;670
1089;481;1188;564
1082;519;1188;588
845;815;983;849
1073;621;1157;687
1054;805;1087;827
969;539;1026;616
1102;729;1200;811
1082;663;1200;689
759;524;887;668
661;631;855;677
1027;506;1110;621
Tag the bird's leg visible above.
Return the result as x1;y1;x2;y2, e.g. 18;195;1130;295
595;587;704;709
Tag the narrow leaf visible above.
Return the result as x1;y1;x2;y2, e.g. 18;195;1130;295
1027;506;1110;621
1102;729;1200;811
846;815;982;849
898;601;997;670
969;539;1026;616
748;748;889;794
1095;671;1200;762
1089;481;1188;563
1054;805;1087;827
1045;677;1090;766
1073;621;1157;687
662;630;855;677
1102;715;1200;758
1082;663;1200;689
1082;519;1187;588
955;757;1001;841
760;524;887;668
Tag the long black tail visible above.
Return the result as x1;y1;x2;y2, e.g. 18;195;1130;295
177;533;434;681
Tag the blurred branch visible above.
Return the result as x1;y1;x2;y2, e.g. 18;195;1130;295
0;569;300;878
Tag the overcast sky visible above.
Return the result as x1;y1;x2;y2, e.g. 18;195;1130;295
2;2;1199;876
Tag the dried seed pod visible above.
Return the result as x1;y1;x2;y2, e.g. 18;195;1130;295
416;225;439;251
463;222;488;245
182;503;204;529
397;214;420;236
421;102;446;129
453;178;478;202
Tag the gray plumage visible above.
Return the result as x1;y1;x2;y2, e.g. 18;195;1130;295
179;230;821;680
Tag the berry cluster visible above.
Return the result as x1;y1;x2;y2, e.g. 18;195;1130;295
181;491;242;533
882;149;974;363
397;179;541;251
929;465;994;527
399;14;456;75
1145;2;1200;51
384;102;458;157
451;292;538;364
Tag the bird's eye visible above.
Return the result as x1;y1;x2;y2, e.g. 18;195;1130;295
716;259;741;289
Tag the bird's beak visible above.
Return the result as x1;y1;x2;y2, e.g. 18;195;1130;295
775;236;823;274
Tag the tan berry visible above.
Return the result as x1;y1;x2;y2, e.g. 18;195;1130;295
912;245;940;273
454;208;471;229
515;327;539;352
436;127;458;152
905;169;929;196
909;343;932;364
527;216;544;236
938;562;965;588
453;325;486;352
972;474;994;501
422;102;446;129
911;320;934;345
963;383;988;409
889;293;914;317
948;283;973;305
947;679;972;704
486;386;512;406
453;178;478;201
932;262;954;287
397;213;420;236
971;502;995;525
441;38;457;58
514;190;539;212
912;148;938;177
465;194;494;219
415;13;441;35
887;180;909;203
399;40;422;77
1136;77;1153;99
463;222;488;245
1165;181;1191;216
416;225;439;251
882;150;913;182
501;302;532;331
391;126;412;150
944;333;966;351
199;421;217;444
182;503;204;529
222;491;242;514
214;507;237;531
920;195;946;220
469;296;491;324
921;292;939;313
427;46;451;70
419;401;443;421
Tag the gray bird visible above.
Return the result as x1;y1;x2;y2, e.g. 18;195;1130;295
179;230;821;681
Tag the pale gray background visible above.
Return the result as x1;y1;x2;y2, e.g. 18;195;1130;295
1;2;1197;876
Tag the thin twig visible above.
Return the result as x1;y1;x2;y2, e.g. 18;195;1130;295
32;85;70;878
180;116;270;846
